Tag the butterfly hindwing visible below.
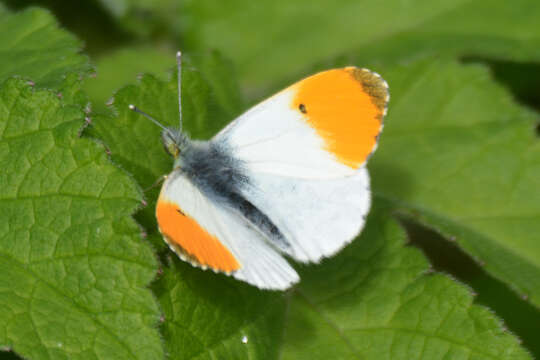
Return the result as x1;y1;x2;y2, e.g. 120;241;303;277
237;167;371;263
157;170;299;290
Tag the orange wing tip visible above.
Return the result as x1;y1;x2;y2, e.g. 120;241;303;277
291;67;388;169
156;200;241;273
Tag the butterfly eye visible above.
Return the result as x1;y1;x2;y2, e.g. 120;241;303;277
162;131;180;158
168;143;180;157
298;104;307;114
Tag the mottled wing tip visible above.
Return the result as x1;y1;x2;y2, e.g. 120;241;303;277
347;67;390;118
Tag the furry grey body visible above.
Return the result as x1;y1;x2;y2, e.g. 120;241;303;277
169;134;291;252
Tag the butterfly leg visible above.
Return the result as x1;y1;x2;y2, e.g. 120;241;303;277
144;174;168;193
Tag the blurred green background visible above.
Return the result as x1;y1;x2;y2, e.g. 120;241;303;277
1;0;538;358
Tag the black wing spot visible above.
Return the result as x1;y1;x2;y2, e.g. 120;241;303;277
299;103;307;114
177;208;186;216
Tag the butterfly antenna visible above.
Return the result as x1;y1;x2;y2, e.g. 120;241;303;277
128;104;176;140
176;51;183;133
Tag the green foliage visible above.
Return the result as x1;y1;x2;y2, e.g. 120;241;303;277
0;78;162;359
370;60;540;307
93;0;540;90
153;257;288;359
0;7;91;88
84;46;174;113
0;1;539;359
283;207;529;360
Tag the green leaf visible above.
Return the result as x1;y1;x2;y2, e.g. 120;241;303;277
370;59;540;307
404;220;540;357
84;46;174;113
192;0;540;89
188;50;244;118
96;0;540;89
94;0;188;38
90;55;531;359
152;258;288;359
84;47;243;117
0;7;91;89
0;78;163;359
282;205;530;360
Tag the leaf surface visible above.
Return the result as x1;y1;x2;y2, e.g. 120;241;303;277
0;78;163;359
0;7;91;88
84;46;174;113
370;59;540;307
282;206;530;360
96;0;540;89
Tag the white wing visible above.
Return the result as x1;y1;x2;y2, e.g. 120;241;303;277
237;167;371;263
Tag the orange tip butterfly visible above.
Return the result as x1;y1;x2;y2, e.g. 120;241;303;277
130;51;389;290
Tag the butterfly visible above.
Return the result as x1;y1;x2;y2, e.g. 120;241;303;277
130;52;389;290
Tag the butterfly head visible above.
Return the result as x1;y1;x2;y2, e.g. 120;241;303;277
161;127;189;159
128;104;190;159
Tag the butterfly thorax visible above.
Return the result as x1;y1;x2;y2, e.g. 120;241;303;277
172;139;250;202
